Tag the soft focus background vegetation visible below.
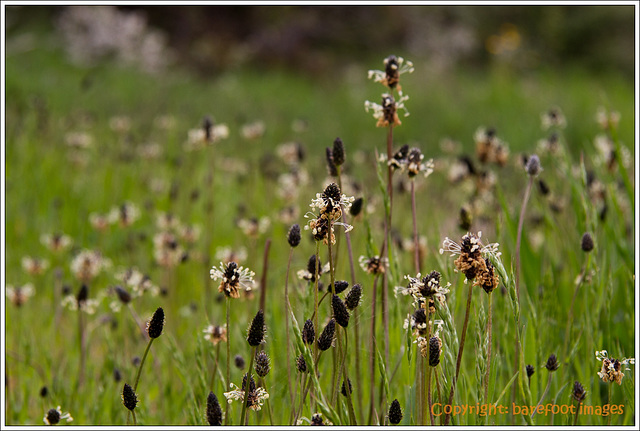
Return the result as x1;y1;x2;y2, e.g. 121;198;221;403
4;4;636;427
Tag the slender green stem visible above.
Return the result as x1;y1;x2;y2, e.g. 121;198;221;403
607;383;612;426
294;350;322;425
435;369;442;424
367;275;380;425
313;240;320;404
512;175;534;415
327;235;340;405
204;147;216;321
290;373;302;425
416;355;423;425
131;410;137;426
295;374;313;425
609;123;634;208
127;303;148;340
515;175;534;298
423;311;433;425
531;372;553;418
573;400;581;425
444;281;474;425
284;247;295;407
258;239;271;312
224;297;231;425
209;342;221;391
341;329;357;425
427;365;434;425
133;338;154;392
77;308;85;389
411;179;420;273
382;124;394;368
310;291;331;321
485;293;493;403
338;170;363;421
343;221;363;421
261;378;274;426
240;347;257;425
563;253;591;364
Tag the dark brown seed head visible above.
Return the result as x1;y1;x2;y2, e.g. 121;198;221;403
255;351;270;377
419;270;441;297
325;147;338;176
345;284;362;310
203;116;213;141
349;197;363;217
322;183;342;206
76;284;88;305
407;147;423;177
312;215;330;242
317;318;336;351
427;297;436;314
383;55;401;90
392;144;409;165
538;179;550;196
46;408;61;425
307;255;322;281
388;398;403;425
413;308;428;335
459;206;472;231
234;355;245;369
526;154;542;176
526;364;535;378
224;262;240;285
341;378;353;397
147;307;165;339
581;233;594;252
429;336;441;367
477;258;499;294
332;137;345;166
247;309;265;346
206;391;223;426
572;381;586;402
613;358;621;371
114;368;122;382
459;234;481;259
287;224;301;248
330;280;349;294
545;354;559;372
40;386;48;398
296;354;307;373
122;383;138;411
302;319;315;345
382;95;398;126
311;413;325;425
332;295;350;328
241;373;256;393
114;285;131;304
456;234;484;280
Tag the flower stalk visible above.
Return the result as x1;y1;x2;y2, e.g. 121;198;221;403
239;347;257;425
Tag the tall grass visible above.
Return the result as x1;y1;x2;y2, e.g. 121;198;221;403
4;28;635;426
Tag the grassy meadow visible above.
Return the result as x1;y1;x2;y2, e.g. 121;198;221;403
4;14;637;427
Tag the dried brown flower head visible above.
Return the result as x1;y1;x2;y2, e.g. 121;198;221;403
203;324;227;345
210;261;255;299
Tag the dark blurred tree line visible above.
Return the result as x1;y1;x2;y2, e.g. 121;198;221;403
6;5;635;79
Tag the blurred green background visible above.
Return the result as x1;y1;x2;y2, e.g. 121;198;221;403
6;5;635;78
